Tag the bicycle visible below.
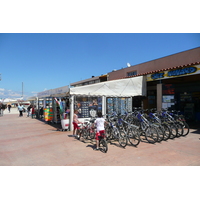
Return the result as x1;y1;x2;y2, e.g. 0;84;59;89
147;109;171;141
75;123;86;141
84;119;96;140
105;114;127;148
76;118;108;153
113;112;141;147
135;110;159;144
170;110;190;137
97;133;108;153
123;121;141;147
159;109;183;138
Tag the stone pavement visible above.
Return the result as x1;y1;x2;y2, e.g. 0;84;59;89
2;107;19;115
0;110;200;166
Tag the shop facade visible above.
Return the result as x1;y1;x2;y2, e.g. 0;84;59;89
105;47;200;122
146;63;200;121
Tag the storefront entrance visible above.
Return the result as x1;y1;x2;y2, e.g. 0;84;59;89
147;73;200;122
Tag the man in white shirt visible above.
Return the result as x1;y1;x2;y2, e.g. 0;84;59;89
18;104;24;117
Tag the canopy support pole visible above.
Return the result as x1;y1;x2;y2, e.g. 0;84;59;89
102;96;106;117
69;95;74;131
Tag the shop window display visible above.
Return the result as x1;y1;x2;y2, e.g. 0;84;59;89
53;97;70;123
107;97;131;115
74;96;102;118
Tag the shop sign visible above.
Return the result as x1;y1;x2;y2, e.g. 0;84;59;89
147;64;200;81
168;66;196;77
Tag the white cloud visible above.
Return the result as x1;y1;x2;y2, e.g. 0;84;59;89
0;88;24;99
0;88;39;100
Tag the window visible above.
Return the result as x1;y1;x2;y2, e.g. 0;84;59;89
74;96;102;118
127;71;137;77
106;97;132;115
89;80;95;84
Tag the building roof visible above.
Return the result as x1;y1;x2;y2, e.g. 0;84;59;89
70;74;107;86
70;76;100;86
123;61;200;79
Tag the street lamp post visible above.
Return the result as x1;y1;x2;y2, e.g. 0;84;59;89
22;82;23;99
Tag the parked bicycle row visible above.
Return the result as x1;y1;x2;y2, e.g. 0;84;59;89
73;108;190;153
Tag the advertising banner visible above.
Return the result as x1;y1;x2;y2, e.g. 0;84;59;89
147;64;200;82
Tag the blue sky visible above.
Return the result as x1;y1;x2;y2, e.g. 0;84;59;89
0;33;199;99
0;1;200;100
0;1;199;198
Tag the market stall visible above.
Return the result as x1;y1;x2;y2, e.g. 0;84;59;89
37;86;70;126
37;89;53;121
69;76;146;130
36;76;146;131
50;86;70;124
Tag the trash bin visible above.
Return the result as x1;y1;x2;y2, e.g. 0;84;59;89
61;119;69;131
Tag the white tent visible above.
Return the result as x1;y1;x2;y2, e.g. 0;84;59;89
69;76;146;131
70;76;146;97
0;98;19;103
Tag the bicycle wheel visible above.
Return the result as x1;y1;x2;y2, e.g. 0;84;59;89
89;128;95;140
118;130;127;148
181;121;190;136
140;121;147;132
154;125;164;142
82;129;88;140
162;123;171;141
175;122;184;137
76;129;81;140
145;126;159;144
127;127;141;146
105;126;112;140
99;139;108;153
169;123;177;139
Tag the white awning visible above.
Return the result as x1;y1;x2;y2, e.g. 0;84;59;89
70;76;146;97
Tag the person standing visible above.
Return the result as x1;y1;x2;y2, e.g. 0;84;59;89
0;103;3;116
72;109;82;137
31;105;35;118
93;111;108;151
27;105;32;117
18;104;24;117
8;104;11;113
39;107;44;119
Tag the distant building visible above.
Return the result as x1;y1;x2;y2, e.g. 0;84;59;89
70;74;107;87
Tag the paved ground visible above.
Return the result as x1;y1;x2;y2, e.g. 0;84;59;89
0;107;200;166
